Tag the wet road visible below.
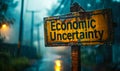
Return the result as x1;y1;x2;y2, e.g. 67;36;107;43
24;53;71;71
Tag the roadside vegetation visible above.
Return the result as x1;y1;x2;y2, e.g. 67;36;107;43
0;42;42;71
0;52;30;71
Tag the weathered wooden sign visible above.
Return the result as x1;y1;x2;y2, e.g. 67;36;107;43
44;9;113;46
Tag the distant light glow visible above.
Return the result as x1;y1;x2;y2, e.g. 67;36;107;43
55;66;61;71
55;60;61;66
2;24;7;29
87;3;91;7
54;60;62;71
0;24;10;42
1;24;9;31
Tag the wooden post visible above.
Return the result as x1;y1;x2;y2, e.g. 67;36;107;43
70;2;85;71
71;45;80;71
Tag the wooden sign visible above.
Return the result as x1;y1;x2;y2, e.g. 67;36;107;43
44;9;113;46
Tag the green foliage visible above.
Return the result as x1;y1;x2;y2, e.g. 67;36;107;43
0;0;18;42
0;52;13;71
11;57;30;71
0;52;30;71
0;0;18;28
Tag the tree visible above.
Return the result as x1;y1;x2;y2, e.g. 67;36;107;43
0;0;18;43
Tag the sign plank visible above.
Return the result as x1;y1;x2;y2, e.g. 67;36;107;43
44;9;113;46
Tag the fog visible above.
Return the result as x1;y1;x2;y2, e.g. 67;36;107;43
1;0;120;62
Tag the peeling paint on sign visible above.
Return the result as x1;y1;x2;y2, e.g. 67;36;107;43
44;9;113;46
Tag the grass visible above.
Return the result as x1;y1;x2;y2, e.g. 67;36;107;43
11;57;30;71
0;52;30;71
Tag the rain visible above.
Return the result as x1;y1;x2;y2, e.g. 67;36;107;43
0;0;120;71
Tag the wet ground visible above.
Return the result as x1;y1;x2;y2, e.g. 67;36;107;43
24;52;71;71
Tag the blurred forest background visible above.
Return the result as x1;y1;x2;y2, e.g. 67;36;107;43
0;0;120;71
